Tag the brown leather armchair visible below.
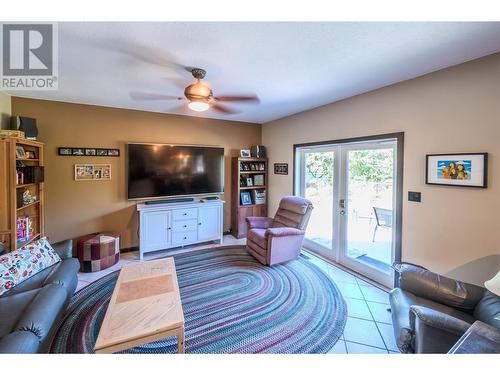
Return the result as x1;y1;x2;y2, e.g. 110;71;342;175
390;263;500;353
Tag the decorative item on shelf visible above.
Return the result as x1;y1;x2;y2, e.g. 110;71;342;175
21;190;37;206
16;170;24;185
426;153;488;188
11;116;38;140
274;163;288;175
16;216;33;243
240;149;251;158
251;145;266;158
15;145;26;159
240;161;266;172
254;174;265;186
25;151;36;159
0;129;25;139
58;147;120;157
240;191;252;206
246;177;253;187
239;175;247;187
74;164;111;181
252;189;266;205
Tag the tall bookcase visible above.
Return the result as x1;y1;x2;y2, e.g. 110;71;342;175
231;157;268;239
0;138;45;252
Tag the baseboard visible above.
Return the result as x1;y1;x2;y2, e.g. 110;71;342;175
120;246;139;253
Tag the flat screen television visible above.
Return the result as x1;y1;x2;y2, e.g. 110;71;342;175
127;143;224;200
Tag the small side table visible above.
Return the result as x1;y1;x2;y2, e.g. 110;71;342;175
448;321;500;354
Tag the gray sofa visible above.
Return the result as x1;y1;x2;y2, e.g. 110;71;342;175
390;263;500;353
0;240;79;353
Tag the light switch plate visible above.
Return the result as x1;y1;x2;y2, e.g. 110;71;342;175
408;191;421;202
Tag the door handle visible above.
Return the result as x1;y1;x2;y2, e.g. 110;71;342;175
339;210;347;216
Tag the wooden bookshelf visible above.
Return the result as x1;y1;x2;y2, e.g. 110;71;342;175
231;157;268;239
0;138;45;252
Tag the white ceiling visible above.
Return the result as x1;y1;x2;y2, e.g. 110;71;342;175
8;22;500;123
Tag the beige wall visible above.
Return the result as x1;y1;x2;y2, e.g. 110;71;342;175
263;53;500;285
0;92;11;130
11;98;261;249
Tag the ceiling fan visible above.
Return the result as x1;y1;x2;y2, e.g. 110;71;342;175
131;67;260;115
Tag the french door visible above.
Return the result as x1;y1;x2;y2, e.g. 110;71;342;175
295;137;399;287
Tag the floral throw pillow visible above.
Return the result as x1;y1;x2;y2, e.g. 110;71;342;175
0;237;61;296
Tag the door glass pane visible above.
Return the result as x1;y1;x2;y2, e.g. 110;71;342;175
346;148;394;273
304;151;334;249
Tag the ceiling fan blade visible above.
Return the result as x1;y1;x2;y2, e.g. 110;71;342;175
74;36;192;74
130;91;183;101
211;104;240;115
214;95;260;103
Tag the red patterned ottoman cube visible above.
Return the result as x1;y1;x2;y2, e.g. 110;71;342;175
77;232;120;273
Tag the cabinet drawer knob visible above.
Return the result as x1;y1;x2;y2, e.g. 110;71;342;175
183;236;187;240
198;222;202;225
183;213;187;216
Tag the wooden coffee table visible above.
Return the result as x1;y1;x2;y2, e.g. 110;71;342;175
94;258;185;354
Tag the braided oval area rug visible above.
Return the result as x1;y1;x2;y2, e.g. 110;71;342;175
50;246;346;353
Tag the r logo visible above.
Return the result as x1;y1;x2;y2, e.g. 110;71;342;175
2;24;53;76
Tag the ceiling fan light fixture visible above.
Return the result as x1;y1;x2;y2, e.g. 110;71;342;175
188;100;210;112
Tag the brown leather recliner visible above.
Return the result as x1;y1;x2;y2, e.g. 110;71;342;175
390;263;500;353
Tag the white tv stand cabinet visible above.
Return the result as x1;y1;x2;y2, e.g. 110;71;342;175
137;198;224;260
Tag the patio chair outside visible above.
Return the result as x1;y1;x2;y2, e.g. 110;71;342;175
372;207;393;242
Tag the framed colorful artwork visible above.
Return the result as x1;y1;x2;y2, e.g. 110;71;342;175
426;153;487;188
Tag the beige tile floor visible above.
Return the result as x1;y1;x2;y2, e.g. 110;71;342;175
76;235;398;354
